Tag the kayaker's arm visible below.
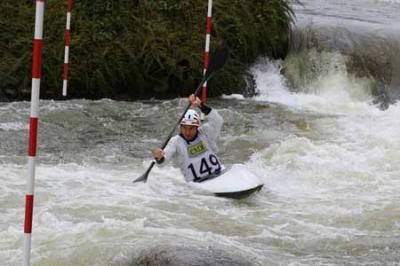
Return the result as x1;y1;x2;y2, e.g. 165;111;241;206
152;148;165;164
153;135;178;164
189;94;211;115
199;102;212;115
200;108;223;144
189;94;223;145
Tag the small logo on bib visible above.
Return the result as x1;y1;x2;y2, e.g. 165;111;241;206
188;142;207;157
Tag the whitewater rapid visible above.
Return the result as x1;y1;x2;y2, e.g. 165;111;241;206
1;56;400;265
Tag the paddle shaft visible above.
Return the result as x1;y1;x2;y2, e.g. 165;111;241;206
134;42;228;183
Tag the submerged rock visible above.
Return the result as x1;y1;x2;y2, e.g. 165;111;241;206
132;245;256;266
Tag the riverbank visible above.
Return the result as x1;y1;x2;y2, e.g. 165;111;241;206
0;0;293;101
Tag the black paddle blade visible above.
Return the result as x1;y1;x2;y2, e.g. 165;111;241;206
133;173;148;183
194;40;229;97
133;161;155;183
205;40;229;79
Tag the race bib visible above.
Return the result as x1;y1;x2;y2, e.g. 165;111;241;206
187;141;207;157
187;154;222;181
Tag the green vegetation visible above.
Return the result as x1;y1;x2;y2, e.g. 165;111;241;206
0;0;293;100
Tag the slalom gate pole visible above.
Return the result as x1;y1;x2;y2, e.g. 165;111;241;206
24;0;45;265
62;0;72;96
200;0;213;103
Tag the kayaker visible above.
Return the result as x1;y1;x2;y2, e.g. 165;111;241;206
152;94;224;182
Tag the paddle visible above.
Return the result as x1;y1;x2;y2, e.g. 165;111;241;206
133;41;228;183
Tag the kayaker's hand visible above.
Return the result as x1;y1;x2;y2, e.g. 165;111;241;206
152;148;165;161
189;94;201;107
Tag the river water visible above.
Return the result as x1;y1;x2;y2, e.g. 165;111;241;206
1;0;400;265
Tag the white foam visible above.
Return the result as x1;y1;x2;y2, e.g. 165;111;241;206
221;94;245;100
246;58;400;229
0;122;28;131
250;56;379;115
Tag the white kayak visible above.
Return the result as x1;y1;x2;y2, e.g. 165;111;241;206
192;164;264;199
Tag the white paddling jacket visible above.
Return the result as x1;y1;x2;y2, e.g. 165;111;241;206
158;108;224;182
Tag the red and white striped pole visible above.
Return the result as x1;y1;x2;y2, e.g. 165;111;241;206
200;0;213;103
24;0;45;265
62;0;72;96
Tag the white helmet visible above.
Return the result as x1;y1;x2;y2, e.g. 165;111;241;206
180;109;200;127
